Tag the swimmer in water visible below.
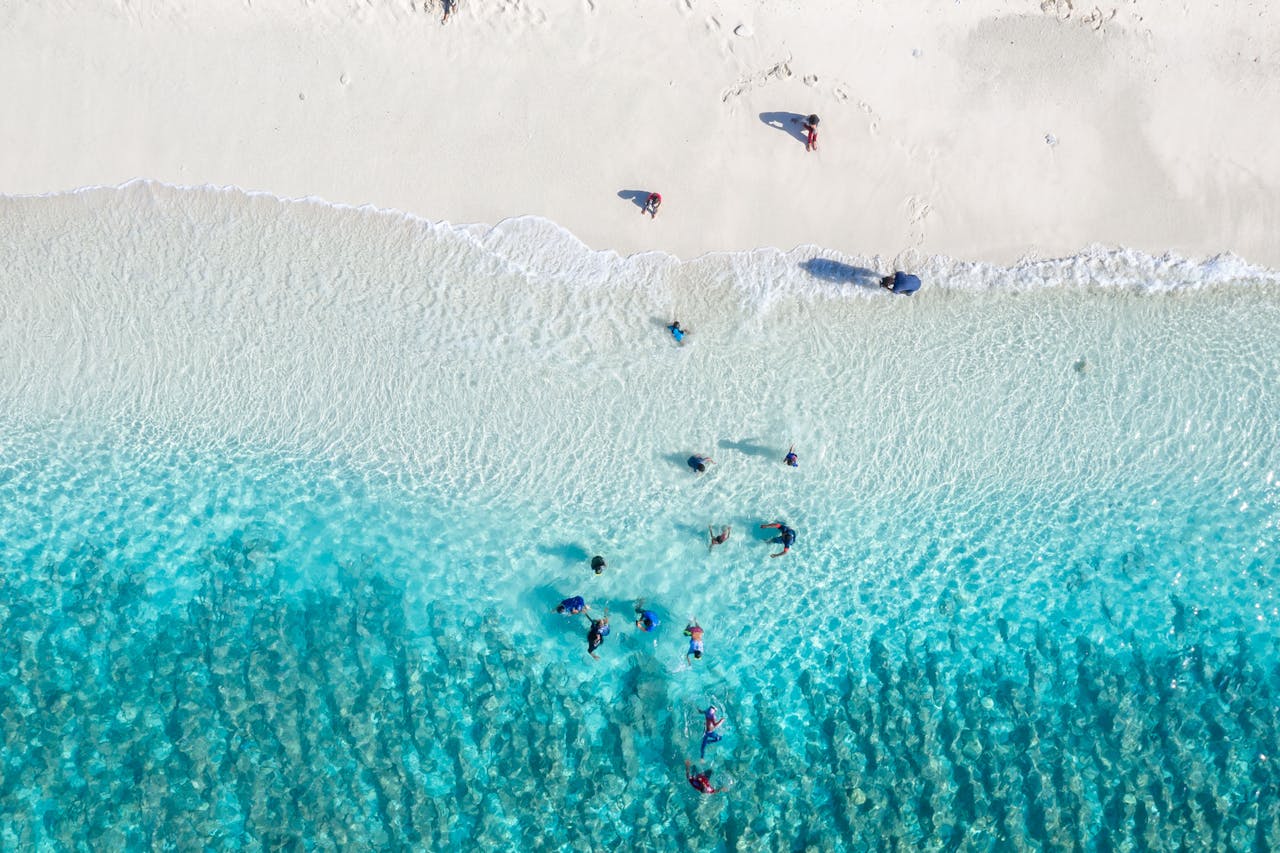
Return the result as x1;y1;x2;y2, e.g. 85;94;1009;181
760;522;796;557
684;759;723;794
667;321;685;344
555;595;587;615
708;525;731;549
687;454;713;473
783;445;798;467
590;555;607;575
684;620;705;663
634;601;660;632
586;611;611;660
699;705;725;758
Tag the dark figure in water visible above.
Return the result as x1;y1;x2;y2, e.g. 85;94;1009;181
699;705;725;758
783;445;798;467
586;613;611;660
591;555;607;575
760;521;796;557
687;454;713;473
685;759;724;794
555;596;587;615
708;525;731;549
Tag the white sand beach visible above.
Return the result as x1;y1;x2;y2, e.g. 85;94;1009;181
2;0;1278;266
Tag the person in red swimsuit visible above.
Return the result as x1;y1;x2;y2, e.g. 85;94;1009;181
802;114;819;151
643;192;662;219
685;759;723;794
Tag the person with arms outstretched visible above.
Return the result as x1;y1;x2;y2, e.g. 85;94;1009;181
783;445;798;467
708;525;731;549
760;522;796;557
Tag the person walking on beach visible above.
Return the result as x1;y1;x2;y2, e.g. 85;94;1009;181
709;525;731;549
556;595;588;615
783;445;798;467
687;454;714;473
699;705;726;758
440;0;456;23
760;522;796;557
587;611;611;659
685;759;725;794
643;192;662;219
684;620;705;662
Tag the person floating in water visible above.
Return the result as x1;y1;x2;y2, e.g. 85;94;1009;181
684;620;705;662
699;705;725;758
634;601;660;632
556;595;587;615
783;445;798;467
760;522;796;557
687;454;713;473
586;612;611;660
685;759;724;794
708;525;731;549
643;192;662;219
667;321;686;344
591;555;607;575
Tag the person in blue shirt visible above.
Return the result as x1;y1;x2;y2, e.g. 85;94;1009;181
667;320;685;343
699;705;725;758
634;602;660;632
783;445;798;467
760;521;796;557
555;596;587;615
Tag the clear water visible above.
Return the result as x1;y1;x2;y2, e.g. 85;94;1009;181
1;183;1278;850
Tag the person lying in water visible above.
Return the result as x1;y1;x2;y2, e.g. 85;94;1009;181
708;525;731;549
684;620;705;662
699;705;725;758
760;522;796;557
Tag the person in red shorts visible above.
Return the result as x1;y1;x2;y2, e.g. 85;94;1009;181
642;192;662;219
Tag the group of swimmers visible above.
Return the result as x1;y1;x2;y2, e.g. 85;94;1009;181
550;441;805;795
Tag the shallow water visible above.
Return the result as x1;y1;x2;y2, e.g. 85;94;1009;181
1;184;1278;850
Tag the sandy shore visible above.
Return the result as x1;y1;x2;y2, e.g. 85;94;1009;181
2;0;1278;266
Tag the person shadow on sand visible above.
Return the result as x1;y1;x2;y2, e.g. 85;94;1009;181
759;112;812;146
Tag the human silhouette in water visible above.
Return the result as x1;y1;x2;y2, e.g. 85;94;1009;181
685;759;724;794
708;525;730;549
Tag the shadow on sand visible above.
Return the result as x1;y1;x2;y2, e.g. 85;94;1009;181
618;189;652;211
758;111;811;146
800;259;882;287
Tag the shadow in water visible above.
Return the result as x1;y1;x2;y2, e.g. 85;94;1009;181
718;438;777;460
800;258;882;286
536;542;591;566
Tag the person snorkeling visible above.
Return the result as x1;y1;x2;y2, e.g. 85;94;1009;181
685;759;724;794
699;705;725;758
783;445;798;467
684;620;705;663
634;601;660;632
708;525;731;549
555;595;587;615
586;610;611;660
687;454;713;473
760;522;796;557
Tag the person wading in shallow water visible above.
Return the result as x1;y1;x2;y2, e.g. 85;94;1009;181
586;611;611;660
708;525;731;549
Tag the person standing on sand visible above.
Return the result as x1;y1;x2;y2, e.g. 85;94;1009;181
801;114;819;151
709;525;731;549
643;192;662;219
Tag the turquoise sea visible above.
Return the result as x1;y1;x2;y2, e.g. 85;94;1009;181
2;183;1278;850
